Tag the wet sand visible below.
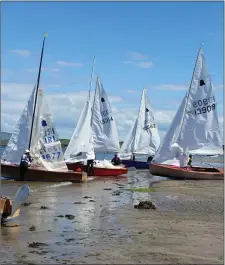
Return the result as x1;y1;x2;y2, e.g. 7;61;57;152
0;171;224;264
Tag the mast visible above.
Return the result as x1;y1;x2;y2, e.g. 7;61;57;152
28;33;48;149
132;88;146;154
88;57;96;151
176;44;203;146
90;76;99;127
88;56;96;99
146;88;154;155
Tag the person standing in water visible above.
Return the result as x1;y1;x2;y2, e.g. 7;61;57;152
187;154;192;167
19;149;32;181
147;155;154;163
130;153;135;161
111;154;121;166
87;159;94;175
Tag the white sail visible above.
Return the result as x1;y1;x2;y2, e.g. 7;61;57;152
153;48;223;166
64;96;95;163
1;85;36;164
153;95;188;166
120;88;160;157
30;88;68;171
91;77;120;153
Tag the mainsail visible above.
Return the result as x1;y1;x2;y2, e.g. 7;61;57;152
120;88;160;157
91;77;120;152
1;86;68;171
2;34;68;172
153;48;223;166
64;96;95;163
30;87;68;171
1;85;36;164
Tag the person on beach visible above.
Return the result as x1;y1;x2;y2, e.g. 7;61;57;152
130;153;135;161
187;154;192;167
19;149;32;181
111;154;121;166
147;155;153;163
87;159;94;175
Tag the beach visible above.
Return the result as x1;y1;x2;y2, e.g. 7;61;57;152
0;170;223;264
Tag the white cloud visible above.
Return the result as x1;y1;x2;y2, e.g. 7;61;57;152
27;67;60;73
214;84;223;90
135;61;153;69
1;83;124;140
121;61;132;64
10;49;31;57
56;61;83;67
153;83;223;91
127;51;148;61
122;52;153;69
108;96;123;103
122;89;138;94
1;82;223;143
121;60;154;69
154;84;187;91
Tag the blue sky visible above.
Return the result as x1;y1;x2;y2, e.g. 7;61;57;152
1;1;224;140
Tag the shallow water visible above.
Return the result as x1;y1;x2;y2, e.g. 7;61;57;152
0;170;165;264
0;144;224;263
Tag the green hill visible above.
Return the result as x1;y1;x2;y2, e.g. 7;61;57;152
0;132;123;148
0;132;70;148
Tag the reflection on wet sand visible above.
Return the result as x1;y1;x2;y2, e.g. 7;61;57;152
0;162;223;264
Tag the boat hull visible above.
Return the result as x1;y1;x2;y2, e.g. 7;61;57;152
1;163;87;183
149;163;224;180
1;197;19;224
66;162;128;177
121;159;149;169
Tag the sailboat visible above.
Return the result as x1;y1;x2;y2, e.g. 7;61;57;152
1;184;30;224
65;76;128;177
1;34;87;183
150;47;224;180
119;88;161;169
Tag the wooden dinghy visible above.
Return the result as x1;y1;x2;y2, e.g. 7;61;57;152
121;159;149;169
150;163;224;180
150;47;223;179
1;163;87;182
1;184;30;225
1;35;87;183
64;70;128;178
119;88;160;170
66;161;128;177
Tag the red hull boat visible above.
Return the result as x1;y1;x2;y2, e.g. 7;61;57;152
149;163;224;180
1;163;87;183
66;162;128;177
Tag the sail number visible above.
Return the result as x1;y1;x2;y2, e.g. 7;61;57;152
42;152;61;160
44;136;56;144
143;124;156;130
101;117;113;124
43;127;57;143
100;109;113;124
192;97;216;116
44;127;55;136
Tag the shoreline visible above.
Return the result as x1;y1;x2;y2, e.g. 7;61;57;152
1;177;223;264
73;179;224;264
